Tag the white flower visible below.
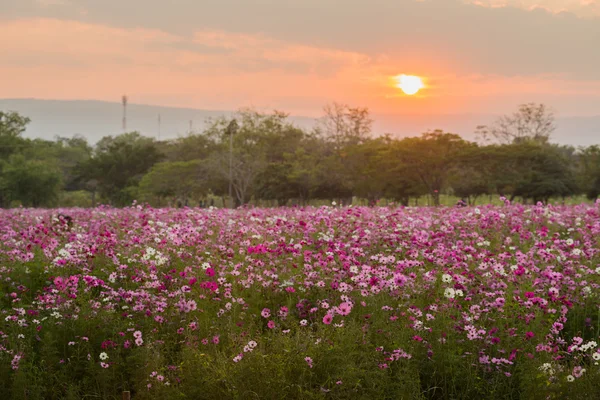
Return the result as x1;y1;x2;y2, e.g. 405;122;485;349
442;274;452;283
566;238;574;246
582;286;592;296
539;363;554;375
566;375;575;382
593;353;600;361
99;352;109;360
444;288;456;299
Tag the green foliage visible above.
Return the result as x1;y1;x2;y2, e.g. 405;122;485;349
0;107;598;208
578;145;600;200
74;132;163;206
0;154;62;207
139;160;207;206
387;131;473;205
0;111;30;160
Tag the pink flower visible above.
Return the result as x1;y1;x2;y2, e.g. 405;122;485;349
304;356;313;368
279;306;289;318
573;366;585;378
267;320;276;329
212;335;220;344
261;308;271;318
322;314;333;325
11;354;21;370
337;302;352;316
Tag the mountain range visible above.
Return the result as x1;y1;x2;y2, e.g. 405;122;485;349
1;99;598;147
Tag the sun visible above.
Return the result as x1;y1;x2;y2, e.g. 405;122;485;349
395;74;425;95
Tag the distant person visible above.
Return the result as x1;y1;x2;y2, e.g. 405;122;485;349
54;213;73;232
456;198;467;208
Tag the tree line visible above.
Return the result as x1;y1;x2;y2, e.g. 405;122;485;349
0;103;599;208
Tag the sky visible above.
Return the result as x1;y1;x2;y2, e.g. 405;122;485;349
1;0;599;118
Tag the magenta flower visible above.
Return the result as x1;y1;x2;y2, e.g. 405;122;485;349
525;331;534;340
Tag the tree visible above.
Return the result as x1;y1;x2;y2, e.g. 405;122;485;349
448;145;495;204
0;111;30;160
577;145;600;200
317;103;372;148
53;136;93;191
158;133;215;162
75;132;162;206
489;142;579;203
476;103;555;144
139;160;208;206
341;137;393;204
0;155;62;207
22;135;93;192
204;109;304;206
391;131;472;205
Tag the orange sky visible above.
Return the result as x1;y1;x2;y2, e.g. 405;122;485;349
1;0;599;117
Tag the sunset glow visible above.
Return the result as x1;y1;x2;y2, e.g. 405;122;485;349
0;0;599;119
396;75;425;96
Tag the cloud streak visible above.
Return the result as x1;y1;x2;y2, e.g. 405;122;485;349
465;0;600;17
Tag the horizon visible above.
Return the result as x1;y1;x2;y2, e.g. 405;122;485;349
2;97;599;147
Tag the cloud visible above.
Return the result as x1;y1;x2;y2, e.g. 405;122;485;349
4;0;599;81
0;15;599;116
35;0;70;6
465;0;600;17
0;18;376;111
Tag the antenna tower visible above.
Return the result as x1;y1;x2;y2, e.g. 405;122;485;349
122;95;128;132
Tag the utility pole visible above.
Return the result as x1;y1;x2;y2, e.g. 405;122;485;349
227;119;238;208
157;114;161;140
122;95;128;132
189;120;193;134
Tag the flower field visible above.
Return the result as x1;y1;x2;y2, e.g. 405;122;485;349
1;202;600;399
